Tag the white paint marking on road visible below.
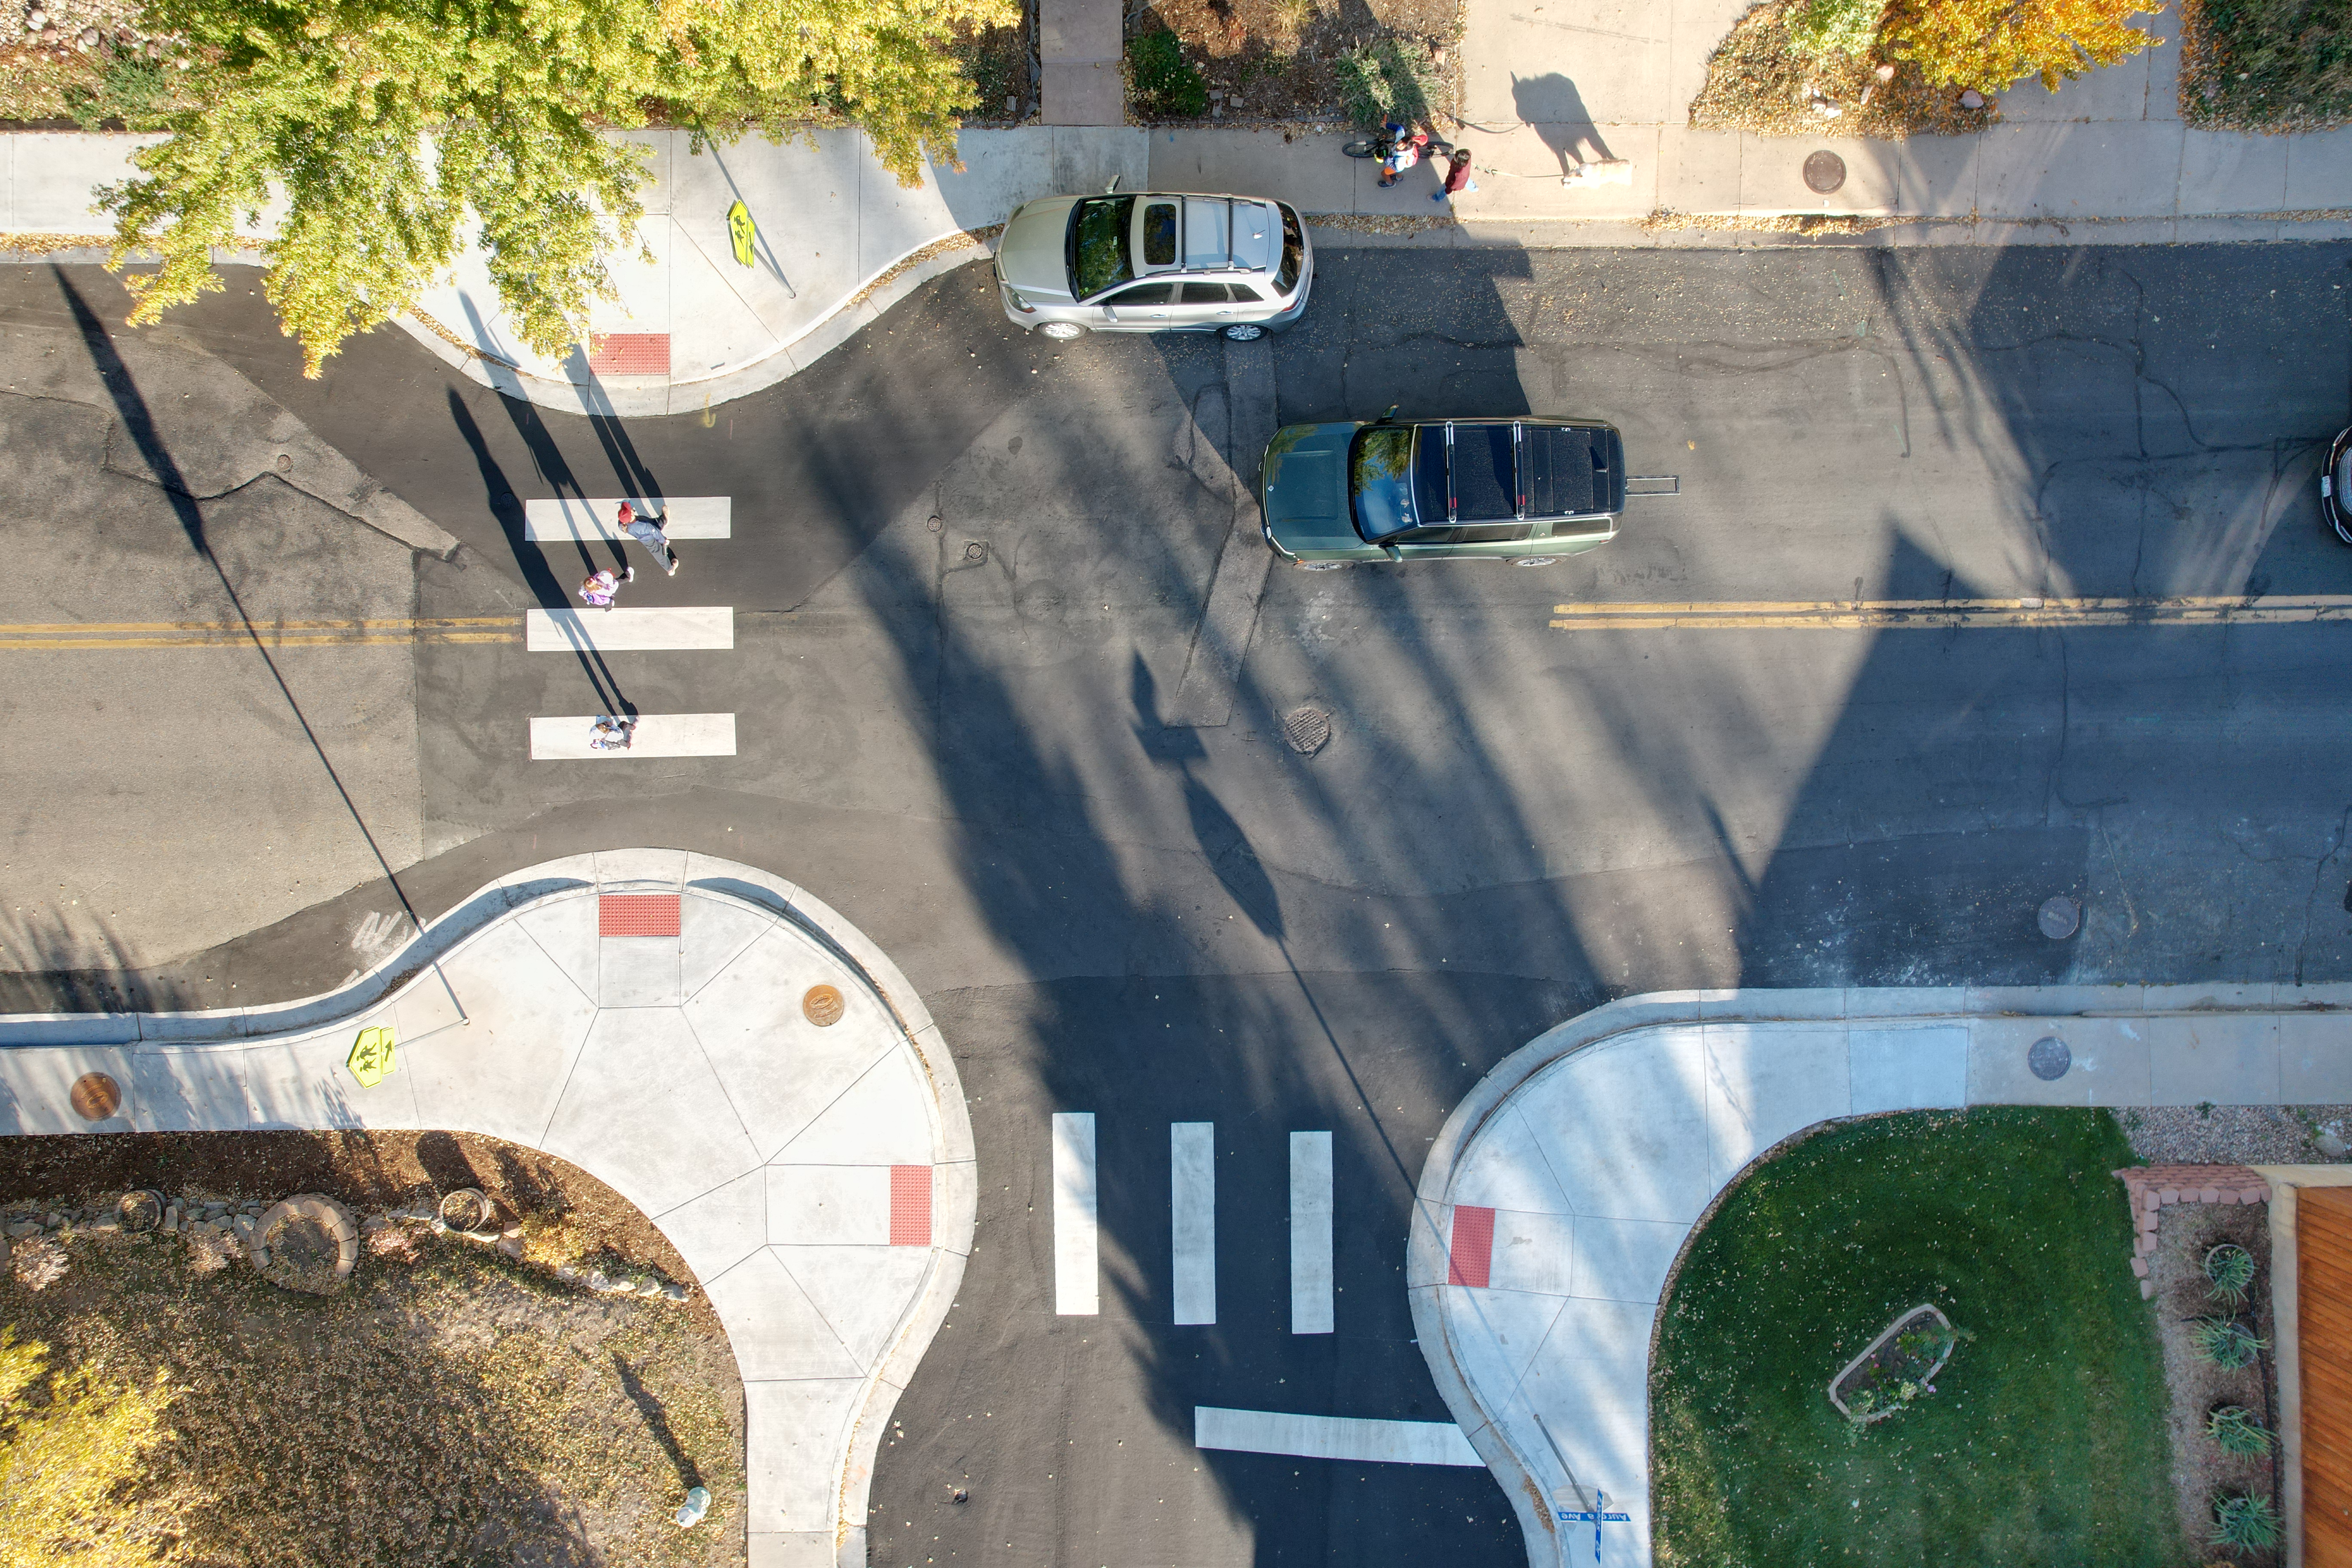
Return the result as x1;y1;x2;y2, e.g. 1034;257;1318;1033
1053;1112;1098;1316
1290;1130;1333;1335
524;496;732;542
524;607;734;652
1193;1407;1483;1467
1171;1121;1216;1325
528;714;737;759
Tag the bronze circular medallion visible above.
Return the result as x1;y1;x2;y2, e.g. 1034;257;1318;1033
1802;150;1848;194
69;1071;121;1121
802;984;846;1027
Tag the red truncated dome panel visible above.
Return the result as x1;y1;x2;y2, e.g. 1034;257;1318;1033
585;333;672;376
599;894;682;937
1447;1204;1495;1288
890;1165;933;1247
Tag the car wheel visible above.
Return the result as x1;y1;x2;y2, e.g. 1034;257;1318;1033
1508;556;1562;567
1222;323;1266;341
1035;321;1088;341
1296;560;1349;571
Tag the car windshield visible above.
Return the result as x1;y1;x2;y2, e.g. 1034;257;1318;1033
1069;196;1137;299
1276;205;1304;293
1350;426;1418;539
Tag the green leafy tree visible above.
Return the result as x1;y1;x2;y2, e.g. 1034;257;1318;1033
0;1332;177;1567
106;0;1014;374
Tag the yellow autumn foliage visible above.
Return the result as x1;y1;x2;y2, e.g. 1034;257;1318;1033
0;1331;177;1567
105;0;1015;374
1884;0;2163;91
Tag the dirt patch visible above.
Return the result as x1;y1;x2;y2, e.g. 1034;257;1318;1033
2122;1103;2352;1166
0;1130;743;1566
1127;0;1461;126
2146;1199;2282;1565
1687;0;1997;137
954;7;1037;125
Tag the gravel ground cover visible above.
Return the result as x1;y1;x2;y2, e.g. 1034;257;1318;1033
1687;0;1998;137
0;1130;744;1568
1127;0;1460;126
1651;1108;2182;1567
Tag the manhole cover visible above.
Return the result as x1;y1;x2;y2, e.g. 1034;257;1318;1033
2028;1036;2073;1081
803;984;846;1027
69;1072;120;1121
1803;150;1848;194
2038;895;2082;939
1282;706;1332;756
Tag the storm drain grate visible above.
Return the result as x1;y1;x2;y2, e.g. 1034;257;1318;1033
1282;706;1331;756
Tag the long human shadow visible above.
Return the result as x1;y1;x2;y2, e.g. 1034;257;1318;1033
447;389;636;720
1511;74;1615;175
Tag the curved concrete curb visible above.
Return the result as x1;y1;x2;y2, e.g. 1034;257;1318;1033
394;239;995;419
1407;983;2352;1568
0;850;975;1568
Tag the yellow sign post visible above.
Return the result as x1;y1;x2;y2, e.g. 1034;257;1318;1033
726;200;757;267
347;1025;396;1088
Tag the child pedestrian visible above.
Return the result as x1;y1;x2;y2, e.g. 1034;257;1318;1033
589;716;636;751
1376;122;1429;188
578;567;631;610
1433;148;1478;203
617;501;678;576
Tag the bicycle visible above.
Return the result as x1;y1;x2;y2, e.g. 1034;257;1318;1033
1339;129;1400;161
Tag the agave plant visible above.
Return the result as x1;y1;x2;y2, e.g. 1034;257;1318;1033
2210;1491;2280;1553
2207;1405;2274;1457
2192;1317;2269;1370
2205;1244;2257;1310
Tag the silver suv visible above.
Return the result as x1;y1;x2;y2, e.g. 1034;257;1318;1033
994;189;1312;342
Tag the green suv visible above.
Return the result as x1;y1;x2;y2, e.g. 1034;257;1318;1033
1259;416;1624;567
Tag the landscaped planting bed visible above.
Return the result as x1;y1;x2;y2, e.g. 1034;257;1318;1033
1126;0;1459;126
1;1130;743;1568
1651;1108;2182;1567
2180;0;2352;132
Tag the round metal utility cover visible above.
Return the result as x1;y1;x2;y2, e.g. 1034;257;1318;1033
2028;1036;2073;1081
69;1071;120;1121
2038;895;2082;939
1282;706;1332;756
1803;151;1848;194
803;984;846;1027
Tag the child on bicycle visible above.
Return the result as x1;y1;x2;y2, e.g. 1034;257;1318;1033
1377;122;1430;188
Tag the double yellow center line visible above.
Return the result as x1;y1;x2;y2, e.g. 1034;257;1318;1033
0;617;523;650
1550;596;2352;631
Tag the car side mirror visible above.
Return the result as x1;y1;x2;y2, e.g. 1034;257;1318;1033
1381;544;1403;561
1380;404;1400;422
1106;175;1123;194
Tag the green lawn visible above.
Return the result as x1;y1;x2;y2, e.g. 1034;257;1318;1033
1651;1109;2184;1568
2185;0;2352;132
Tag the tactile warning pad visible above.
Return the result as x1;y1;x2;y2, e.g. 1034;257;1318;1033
599;893;681;937
1447;1204;1495;1288
890;1165;933;1247
585;333;672;376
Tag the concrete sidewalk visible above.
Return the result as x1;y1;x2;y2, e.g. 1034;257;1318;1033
1407;984;2352;1568
0;849;976;1568
3;8;2346;416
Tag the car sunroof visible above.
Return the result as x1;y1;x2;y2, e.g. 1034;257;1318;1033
1453;425;1515;523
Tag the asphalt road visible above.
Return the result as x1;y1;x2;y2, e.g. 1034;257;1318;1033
5;239;2352;1567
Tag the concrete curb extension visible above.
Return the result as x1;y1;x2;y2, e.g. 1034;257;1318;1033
0;851;976;1568
1407;983;2352;1568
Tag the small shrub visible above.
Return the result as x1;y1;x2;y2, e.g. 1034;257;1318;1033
2205;1244;2257;1310
2207;1405;2274;1457
2210;1491;2280;1553
1129;30;1209;118
1333;37;1440;127
64;52;179;132
1786;0;1887;58
2191;1317;2268;1370
1272;0;1322;36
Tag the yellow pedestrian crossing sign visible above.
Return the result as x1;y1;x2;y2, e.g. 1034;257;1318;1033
347;1025;396;1087
727;200;757;267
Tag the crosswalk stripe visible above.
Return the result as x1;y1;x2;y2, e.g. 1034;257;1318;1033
1171;1122;1216;1326
1053;1112;1099;1316
524;607;734;652
1290;1131;1333;1335
524;496;732;542
528;714;737;759
1193;1407;1483;1467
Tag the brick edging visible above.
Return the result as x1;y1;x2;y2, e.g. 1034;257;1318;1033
2115;1163;2272;1298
